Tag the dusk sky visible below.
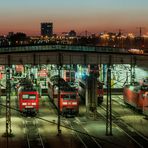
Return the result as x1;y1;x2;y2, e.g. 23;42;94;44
0;0;148;35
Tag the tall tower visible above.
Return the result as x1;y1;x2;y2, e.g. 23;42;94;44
41;22;53;37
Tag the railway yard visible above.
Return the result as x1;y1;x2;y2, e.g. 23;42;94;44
0;94;148;148
0;64;148;148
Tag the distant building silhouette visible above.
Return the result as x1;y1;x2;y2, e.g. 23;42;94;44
68;30;76;37
41;22;53;37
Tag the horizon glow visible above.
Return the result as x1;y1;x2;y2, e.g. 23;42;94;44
0;0;148;35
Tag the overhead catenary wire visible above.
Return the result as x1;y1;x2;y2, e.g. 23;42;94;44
0;103;125;147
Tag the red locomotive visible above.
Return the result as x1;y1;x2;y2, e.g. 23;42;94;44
18;79;39;115
123;79;148;116
48;75;79;116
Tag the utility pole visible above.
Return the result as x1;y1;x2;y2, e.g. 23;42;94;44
57;53;62;135
85;30;88;37
118;29;123;36
130;56;136;84
3;55;13;148
136;27;145;48
106;56;112;136
118;29;124;48
136;27;144;37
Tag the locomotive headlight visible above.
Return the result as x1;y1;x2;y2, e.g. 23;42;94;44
32;103;36;105
72;102;77;105
22;103;27;105
63;102;67;105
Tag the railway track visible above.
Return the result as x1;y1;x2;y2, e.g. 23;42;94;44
48;97;103;148
48;93;148;147
63;118;102;148
98;99;148;148
23;117;45;148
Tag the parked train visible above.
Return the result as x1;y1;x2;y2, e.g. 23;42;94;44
123;79;148;116
48;75;79;116
17;79;39;115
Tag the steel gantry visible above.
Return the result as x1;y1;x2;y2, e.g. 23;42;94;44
3;55;13;148
57;53;62;135
106;56;112;136
130;56;136;83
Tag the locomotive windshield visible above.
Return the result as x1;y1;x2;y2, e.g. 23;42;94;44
22;94;36;100
62;94;76;100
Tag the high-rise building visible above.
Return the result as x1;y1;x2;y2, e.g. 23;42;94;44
41;22;53;36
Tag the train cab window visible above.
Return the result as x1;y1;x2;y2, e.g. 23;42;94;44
61;94;69;100
22;94;29;99
61;94;76;100
22;94;36;100
70;94;76;100
29;94;36;99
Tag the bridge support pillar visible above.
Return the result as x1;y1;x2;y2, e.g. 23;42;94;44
86;73;97;119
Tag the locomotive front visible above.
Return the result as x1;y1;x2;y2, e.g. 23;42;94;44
18;79;39;115
140;79;148;116
60;91;79;116
123;79;148;116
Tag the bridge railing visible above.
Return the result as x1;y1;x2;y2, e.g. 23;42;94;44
0;44;130;54
0;45;96;52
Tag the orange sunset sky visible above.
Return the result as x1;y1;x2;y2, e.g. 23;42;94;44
0;0;148;36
